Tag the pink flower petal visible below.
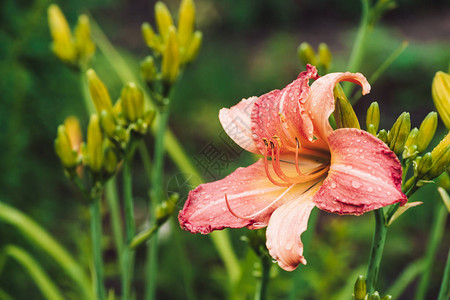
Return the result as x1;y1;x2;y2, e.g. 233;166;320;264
250;65;323;154
178;159;316;234
266;186;319;271
304;72;371;141
219;96;259;153
313;128;407;215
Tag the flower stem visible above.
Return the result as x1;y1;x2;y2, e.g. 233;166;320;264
366;208;388;293
254;256;271;300
90;195;106;300
438;249;450;300
122;140;138;300
414;201;448;300
105;180;123;270
146;105;171;300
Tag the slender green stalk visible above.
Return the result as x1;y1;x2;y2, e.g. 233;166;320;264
387;259;425;299
130;225;158;250
366;209;388;293
105;179;123;270
254;256;271;300
344;0;370;97
146;106;171;300
368;41;409;85
0;202;92;299
438;249;450;300
90;196;106;300
414;201;448;300
0;245;64;300
122;141;138;300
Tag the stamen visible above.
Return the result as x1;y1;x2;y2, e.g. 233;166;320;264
263;142;291;187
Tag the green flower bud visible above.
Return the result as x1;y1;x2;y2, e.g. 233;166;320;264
377;129;389;144
402;127;419;160
183;31;202;64
103;146;118;175
369;291;381;300
318;43;332;72
143;109;156;127
141;56;158;84
367;124;377;136
388;112;410;155
353;275;366;300
156;193;179;225
121;83;144;123
87;114;104;173
429;143;450;179
100;110;117;138
48;4;77;64
87;69;113;114
366;102;380;133
297;42;316;66
74;14;95;65
417;112;438;153
177;0;196;48
381;295;392;300
432;71;450;129
55;125;78;169
142;22;161;53
333;84;360;129
415;152;433;178
64;116;82;152
113;98;122;118
161;26;180;84
155;1;174;41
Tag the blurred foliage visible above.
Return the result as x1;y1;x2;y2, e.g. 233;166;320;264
0;0;449;299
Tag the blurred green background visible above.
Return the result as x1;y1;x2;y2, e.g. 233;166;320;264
0;0;449;299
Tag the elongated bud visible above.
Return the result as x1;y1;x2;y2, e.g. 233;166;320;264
100;110;117;138
369;291;381;300
142;22;161;52
297;42;316;66
366;102;380;132
178;0;195;48
388;112;411;155
184;31;202;64
87;69;113;114
121;83;144;123
64;116;82;152
353;275;366;300
48;4;77;63
143;109;156;127
429;132;450;179
103;146;118;175
432;71;450;129
155;1;174;40
74;15;95;64
417;112;438;152
55;125;78;169
141;56;158;83
416;152;433;178
402;127;419;160
381;295;392;300
161;26;180;84
87;114;103;173
333;84;360;129
113;99;122;117
377;129;389;144
318;43;332;72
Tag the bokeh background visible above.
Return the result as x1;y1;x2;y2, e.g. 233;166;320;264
1;0;449;299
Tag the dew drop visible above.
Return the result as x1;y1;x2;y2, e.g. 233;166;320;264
367;187;374;192
351;180;362;189
331;182;337;188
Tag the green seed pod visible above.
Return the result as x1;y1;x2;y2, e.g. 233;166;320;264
297;42;316;66
366;102;380;132
388;112;411;155
353;275;366;300
417;111;438;153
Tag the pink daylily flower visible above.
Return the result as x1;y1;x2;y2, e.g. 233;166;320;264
178;65;407;271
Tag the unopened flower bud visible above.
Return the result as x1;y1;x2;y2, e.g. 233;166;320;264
156;193;179;225
55;125;78;169
369;291;381;300
121;83;144;123
417;112;438;153
415;152;433;178
103;146;118;175
143;109;156;127
87;114;104;173
184;31;202;64
142;22;160;52
429;141;450;179
367;124;377;136
333;84;360;129
432;71;450;129
388;112;410;155
318;43;332;72
353;275;366;300
74;15;95;65
100;110;117;138
161;26;180;84
381;295;392;300
297;42;316;66
141;56;158;83
64;116;82;152
87;69;113;114
403;127;419;160
177;0;195;48
377;129;389;144
113;99;122;117
155;1;174;41
48;4;77;64
366;102;380;133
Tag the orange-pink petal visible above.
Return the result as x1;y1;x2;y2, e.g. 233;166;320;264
304;72;371;141
313;128;407;215
266;186;318;271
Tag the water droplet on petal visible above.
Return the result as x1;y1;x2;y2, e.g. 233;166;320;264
351;180;362;189
367;187;374;192
331;182;337;188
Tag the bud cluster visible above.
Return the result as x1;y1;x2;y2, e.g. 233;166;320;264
353;275;392;300
297;42;332;74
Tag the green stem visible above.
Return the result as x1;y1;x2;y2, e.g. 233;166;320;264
90;196;106;300
414;201;448;300
105;179;123;270
129;225;158;250
122;140;138;300
368;41;409;85
438;249;450;300
387;259;425;299
146;105;171;300
254;256;271;300
366;209;388;293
